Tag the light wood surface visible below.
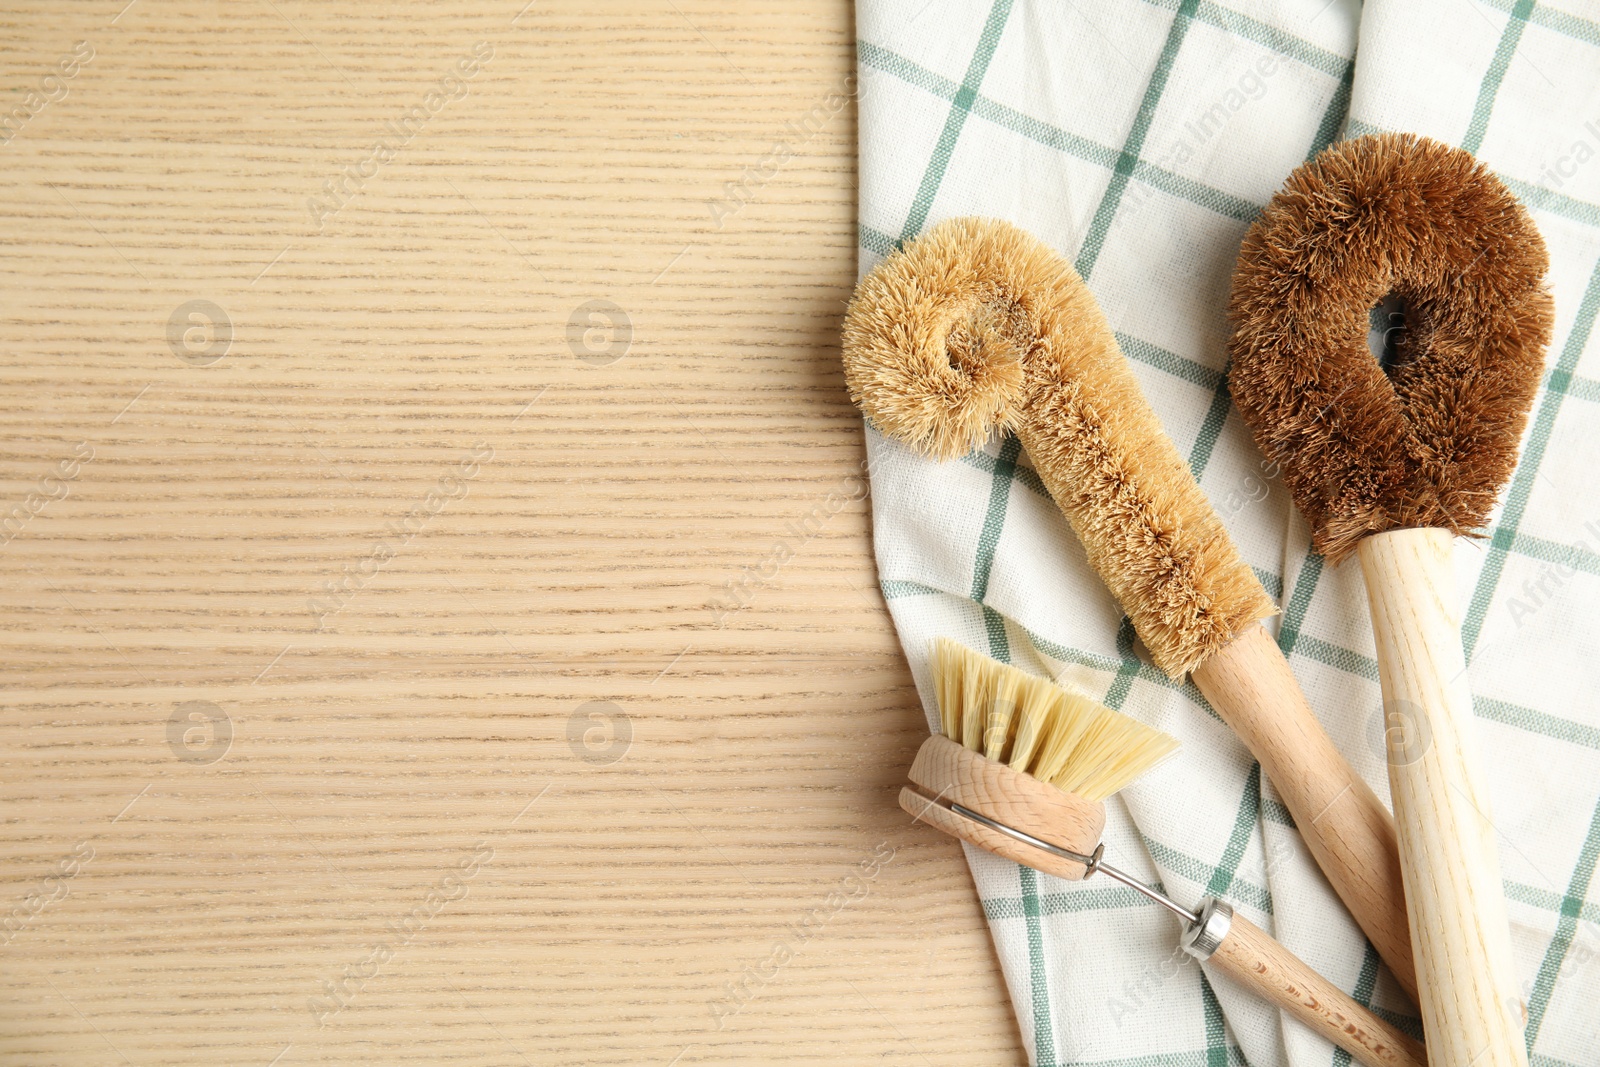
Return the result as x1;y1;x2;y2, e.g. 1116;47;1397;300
1192;623;1418;1003
1359;529;1528;1067
0;3;1029;1063
901;735;1106;881
1207;912;1426;1067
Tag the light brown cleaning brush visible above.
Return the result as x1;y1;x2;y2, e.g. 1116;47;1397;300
1229;132;1553;1067
843;217;1417;1002
901;638;1425;1067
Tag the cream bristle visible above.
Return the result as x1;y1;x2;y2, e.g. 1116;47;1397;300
1005;670;1060;772
929;638;1178;803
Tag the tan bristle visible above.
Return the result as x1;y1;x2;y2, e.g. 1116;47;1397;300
929;638;1178;803
844;218;1276;677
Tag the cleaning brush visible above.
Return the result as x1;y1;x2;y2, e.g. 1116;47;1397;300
902;638;1425;1067
844;217;1417;1001
1228;132;1553;1067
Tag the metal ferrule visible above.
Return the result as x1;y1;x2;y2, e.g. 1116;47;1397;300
1179;898;1233;961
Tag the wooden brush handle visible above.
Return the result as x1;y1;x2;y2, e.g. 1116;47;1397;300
1191;624;1417;1003
1201;908;1426;1067
1358;528;1527;1067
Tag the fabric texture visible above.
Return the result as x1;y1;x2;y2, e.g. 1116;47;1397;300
853;1;1600;1064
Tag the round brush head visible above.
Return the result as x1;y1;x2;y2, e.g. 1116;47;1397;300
841;218;1038;460
902;638;1179;880
1227;132;1554;562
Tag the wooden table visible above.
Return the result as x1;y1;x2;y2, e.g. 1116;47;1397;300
0;2;1023;1062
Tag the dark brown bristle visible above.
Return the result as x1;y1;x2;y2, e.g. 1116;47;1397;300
1227;132;1554;562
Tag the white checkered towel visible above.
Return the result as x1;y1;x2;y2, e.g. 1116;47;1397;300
855;1;1600;1064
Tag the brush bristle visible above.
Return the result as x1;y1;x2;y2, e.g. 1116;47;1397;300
931;637;1178;803
1227;132;1553;562
841;221;1030;460
844;218;1276;676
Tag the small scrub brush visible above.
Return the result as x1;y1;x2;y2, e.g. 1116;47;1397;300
901;638;1424;1067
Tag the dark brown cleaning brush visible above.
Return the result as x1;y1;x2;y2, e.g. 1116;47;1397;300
1229;131;1553;1067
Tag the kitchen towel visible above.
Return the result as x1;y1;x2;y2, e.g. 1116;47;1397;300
854;0;1600;1063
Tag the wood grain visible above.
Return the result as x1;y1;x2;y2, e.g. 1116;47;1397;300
1359;528;1528;1067
1191;623;1418;1004
901;735;1106;881
1207;913;1426;1067
0;2;1026;1063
